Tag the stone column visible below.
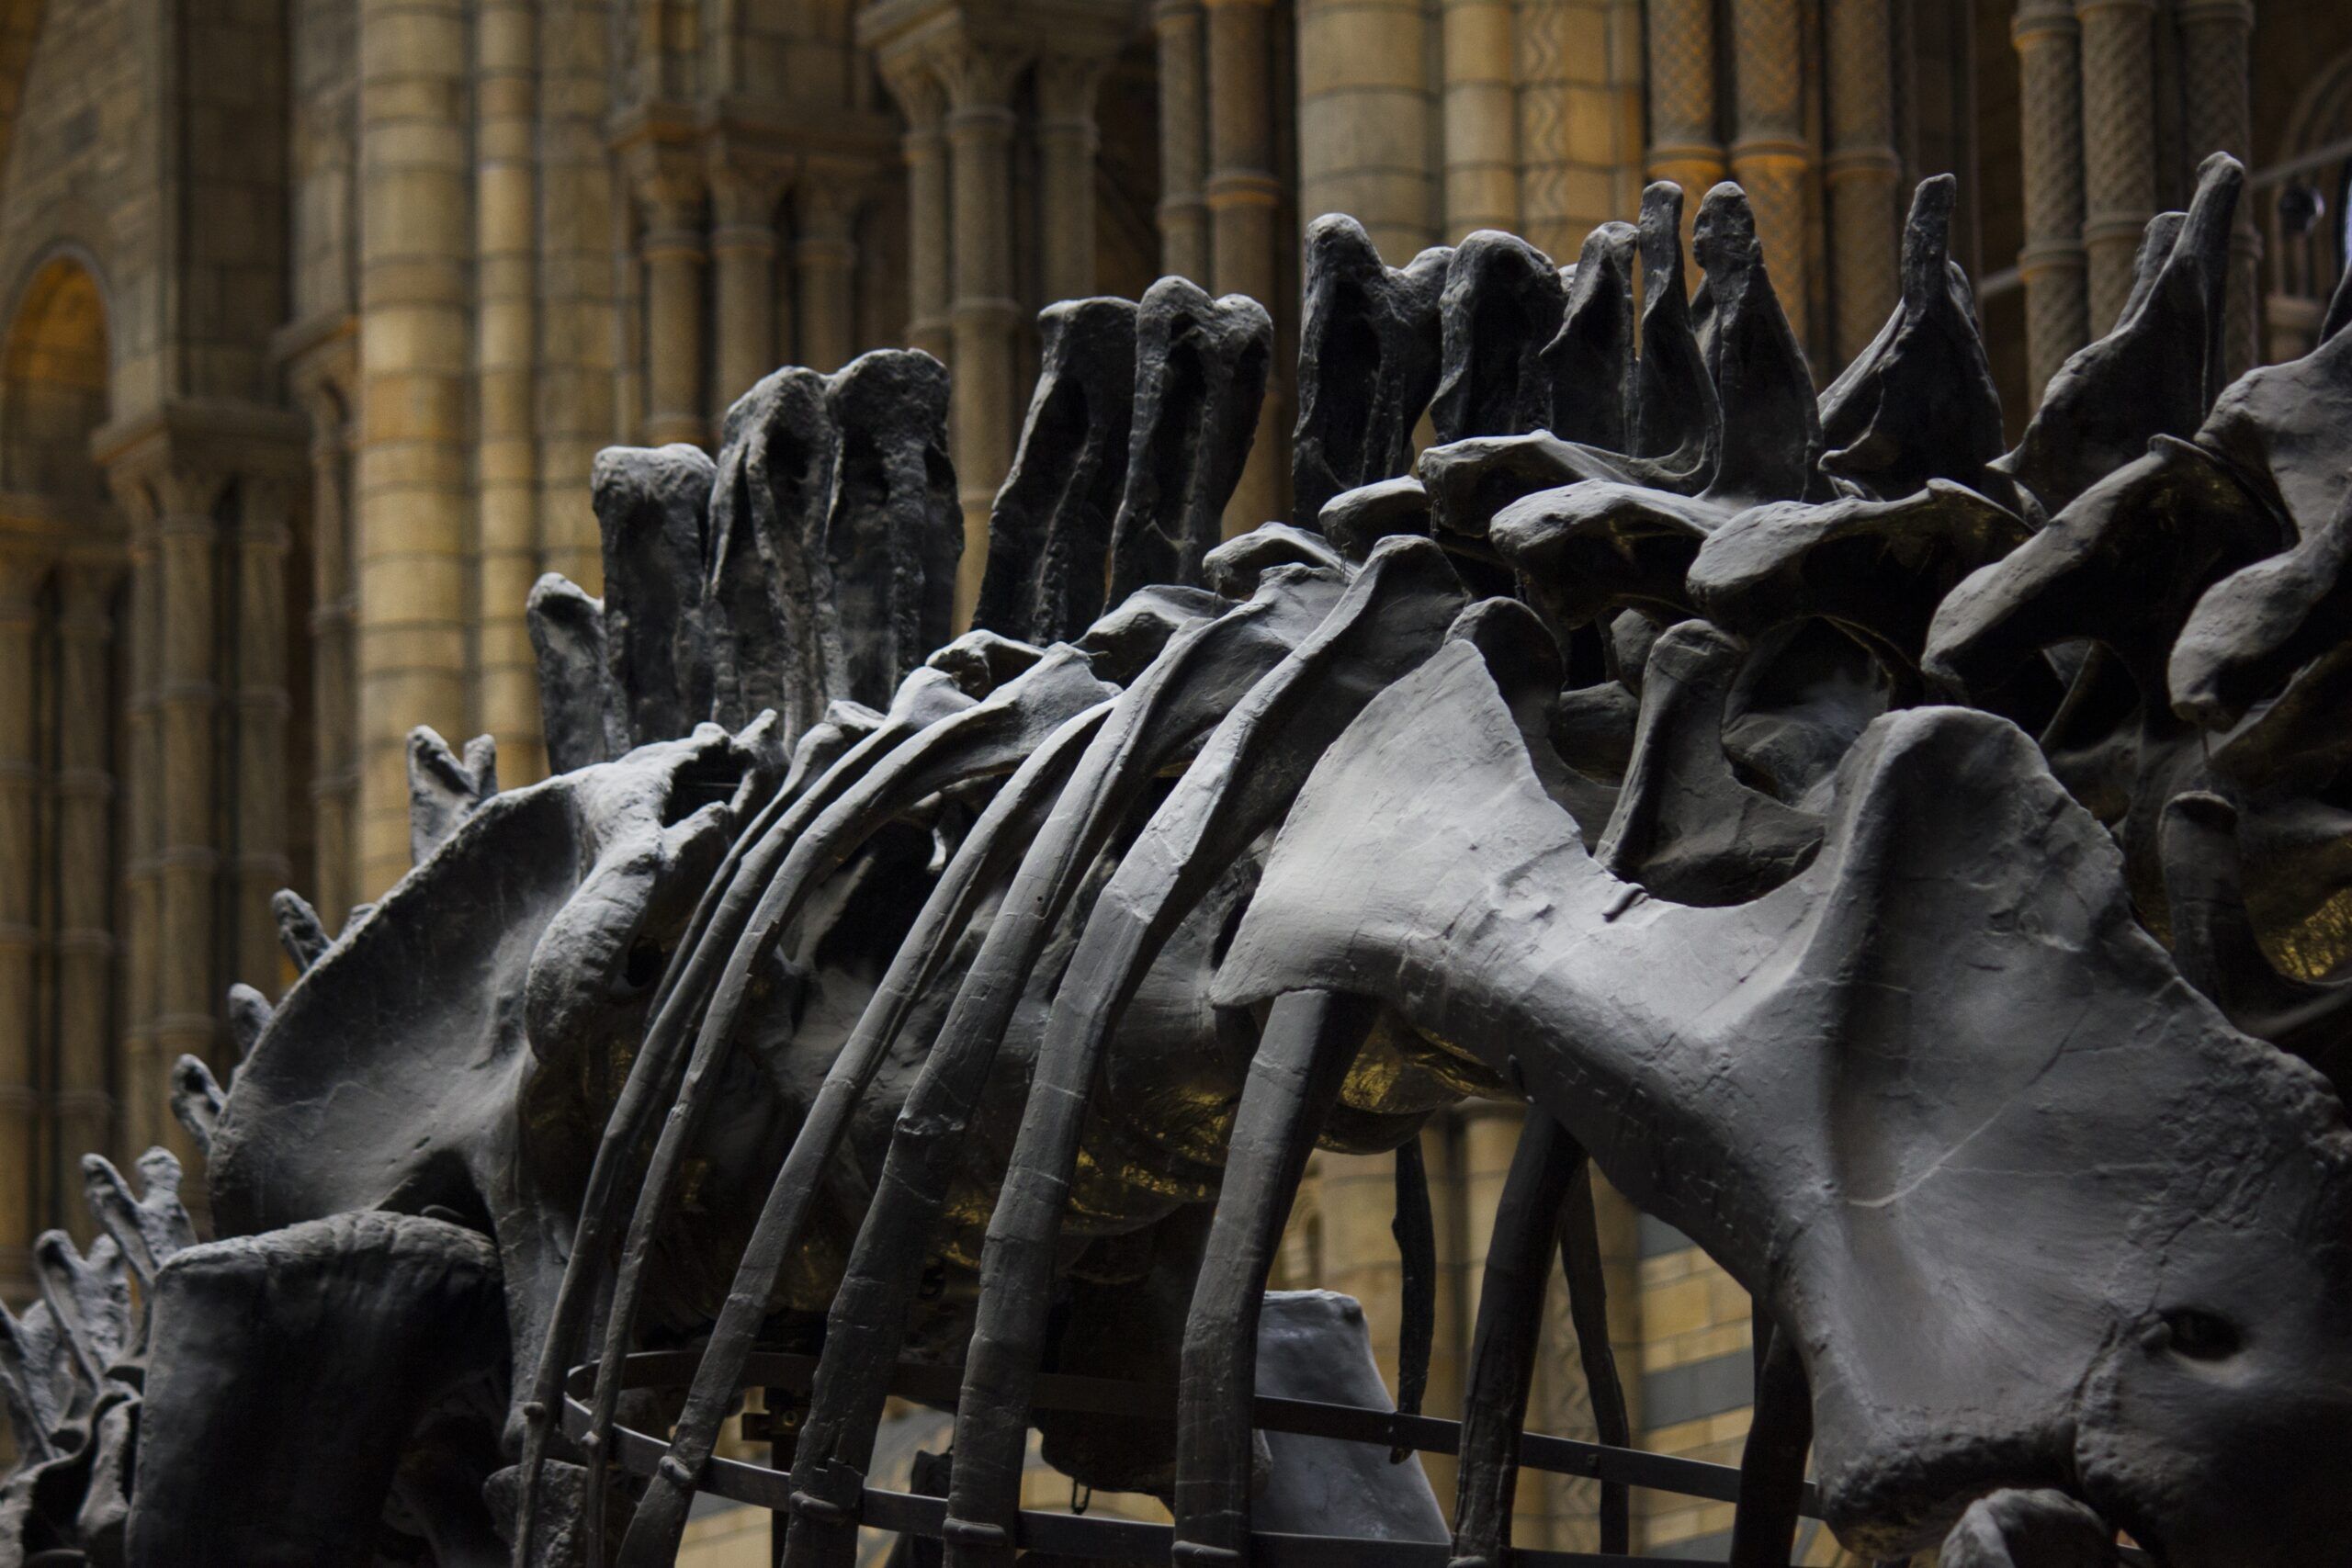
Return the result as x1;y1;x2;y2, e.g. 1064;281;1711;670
2075;0;2157;334
300;384;358;928
1728;0;1810;344
890;67;955;367
2014;0;2090;400
538;0;619;592
150;468;223;1163
2178;0;2258;379
1443;0;1519;238
711;166;783;400
796;180;861;372
639;169;711;448
0;555;41;1292
357;0;473;896
1204;0;1283;532
1297;0;1435;261
119;493;161;1174
1644;0;1725;214
1037;54;1106;302
51;568;118;1193
230;481;294;995
1156;0;1212;283
938;40;1028;625
1825;0;1902;365
479;0;544;785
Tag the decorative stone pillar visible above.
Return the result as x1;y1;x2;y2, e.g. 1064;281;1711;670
300;382;358;929
1644;0;1725;216
357;0;473;896
1444;0;1520;238
2014;0;2090;401
1728;0;1811;344
1204;0;1283;532
639;168;711;448
0;554;41;1294
51;567;118;1199
1155;0;1212;284
537;0;619;592
796;179;862;372
119;488;161;1174
1825;0;1902;365
2075;0;2157;334
1297;0;1435;262
889;67;955;367
711;165;784;400
479;0;544;786
230;481;295;995
1037;54;1106;303
939;40;1028;624
2178;0;2258;379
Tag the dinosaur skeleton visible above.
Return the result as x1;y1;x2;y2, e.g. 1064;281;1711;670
6;154;2352;1568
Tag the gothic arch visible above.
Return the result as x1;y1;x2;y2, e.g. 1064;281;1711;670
0;249;110;508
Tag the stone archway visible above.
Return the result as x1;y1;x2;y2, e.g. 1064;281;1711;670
2257;48;2352;360
0;249;120;1300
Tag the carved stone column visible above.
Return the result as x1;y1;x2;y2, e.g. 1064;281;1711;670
711;165;783;400
51;567;118;1195
796;180;861;372
357;0;473;895
1037;53;1106;303
1826;0;1902;364
537;0;618;592
639;168;711;448
1297;0;1435;261
1205;0;1283;532
300;380;358;929
1156;0;1212;283
1729;0;1811;344
230;481;295;995
2178;0;2258;378
889;66;955;367
1645;0;1725;218
479;0;543;785
0;553;41;1293
2076;0;2156;334
939;41;1028;623
1443;0;1518;237
2014;0;2089;401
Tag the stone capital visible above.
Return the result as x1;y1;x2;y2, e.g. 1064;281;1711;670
1035;51;1111;125
94;400;311;528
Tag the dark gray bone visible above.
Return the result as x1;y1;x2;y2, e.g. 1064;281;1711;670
526;571;617;772
593;443;721;748
974;298;1137;644
1108;279;1274;596
1539;221;1637;450
1430;231;1568;444
1291;216;1449;528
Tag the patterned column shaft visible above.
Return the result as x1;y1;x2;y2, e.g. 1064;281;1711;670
943;44;1027;624
1517;0;1641;264
1729;0;1810;345
640;177;710;448
893;70;954;367
303;389;357;929
1156;0;1212;284
1645;0;1725;206
1297;0;1436;261
356;0;473;894
537;0;618;592
51;569;119;1193
479;0;544;785
797;182;861;374
1826;0;1902;366
2076;0;2157;334
153;473;221;1163
2178;0;2259;379
1205;0;1284;533
712;170;782;400
1038;56;1106;303
1444;0;1519;238
0;556;41;1294
230;483;294;997
2014;0;2089;401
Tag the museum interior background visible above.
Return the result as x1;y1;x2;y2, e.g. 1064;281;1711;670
0;0;2342;1559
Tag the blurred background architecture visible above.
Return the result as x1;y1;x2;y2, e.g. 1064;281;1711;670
0;0;2341;1557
